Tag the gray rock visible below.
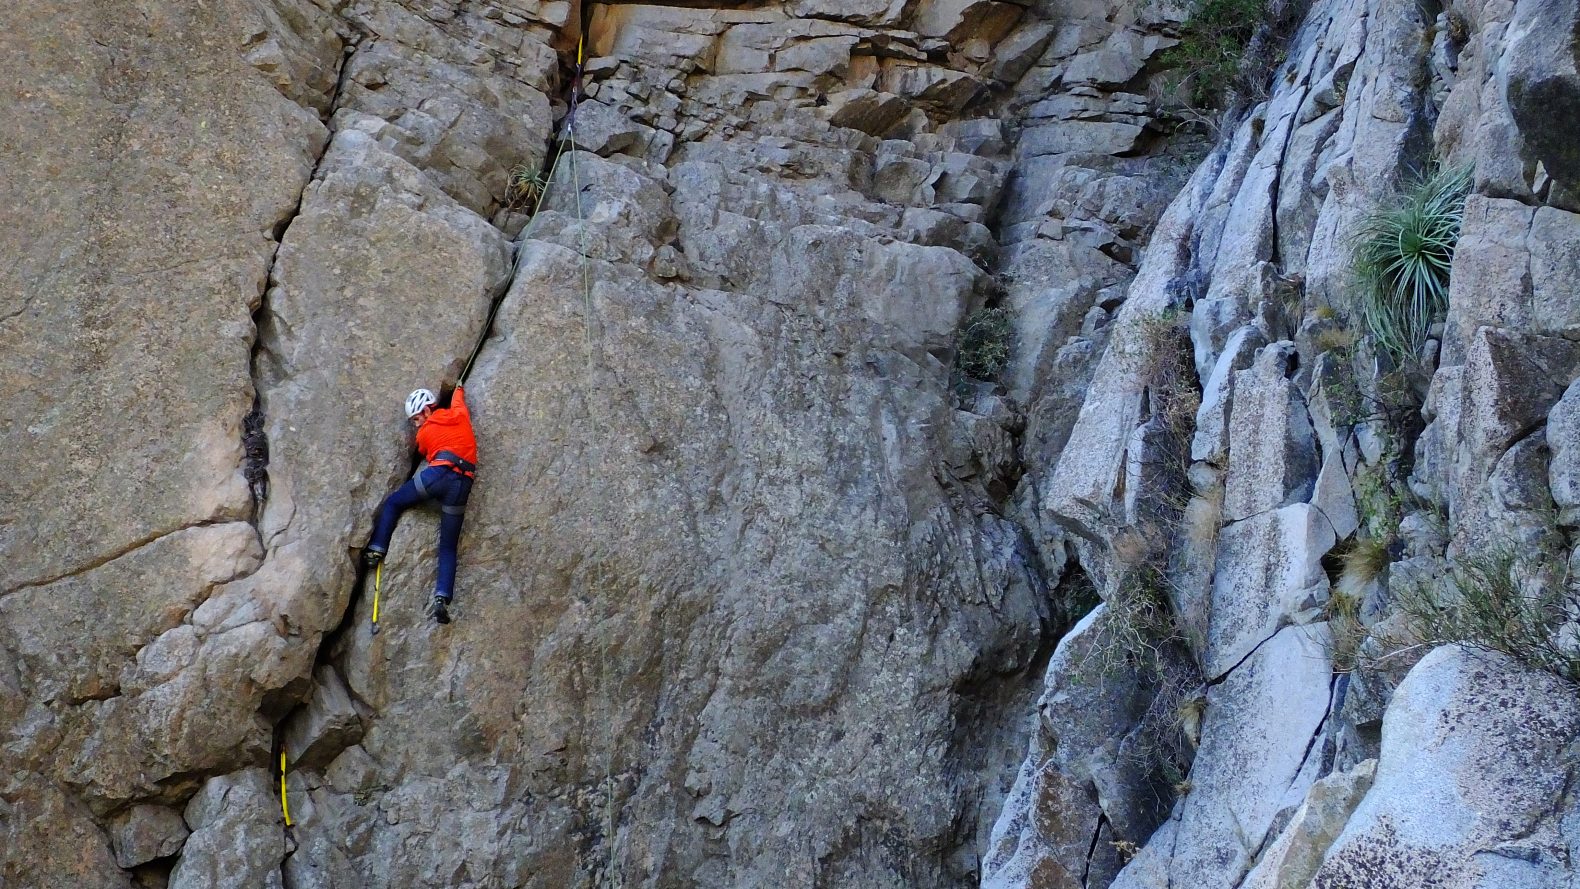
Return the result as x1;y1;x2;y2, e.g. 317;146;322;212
0;0;322;595
1193;324;1269;465
1547;378;1580;524
983;606;1158;889
912;0;1023;42
1240;759;1376;889
1314;646;1580;888
1019;120;1146;158
1448;328;1580;548
12;0;1580;885
110;804;191;868
282;666;363;772
1504;0;1580;191
570;100;653;157
1045;155;1219;539
1207;505;1335;679
169;770;286;889
1224;342;1320;522
1489;431;1552;515
825;88;911;135
1166;626;1335;889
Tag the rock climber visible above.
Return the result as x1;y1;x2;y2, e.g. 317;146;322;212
362;385;477;624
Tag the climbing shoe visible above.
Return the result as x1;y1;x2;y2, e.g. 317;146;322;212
427;595;451;625
362;547;385;569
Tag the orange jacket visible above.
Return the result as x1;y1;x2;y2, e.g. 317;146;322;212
417;386;478;471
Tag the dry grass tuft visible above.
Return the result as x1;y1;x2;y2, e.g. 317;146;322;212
1395;547;1580;683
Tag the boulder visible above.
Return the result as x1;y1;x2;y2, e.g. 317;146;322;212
110;804;191;868
169;770;286;889
1314;647;1580;887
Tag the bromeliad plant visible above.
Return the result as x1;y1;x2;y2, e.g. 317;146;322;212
1351;165;1472;367
506;163;550;212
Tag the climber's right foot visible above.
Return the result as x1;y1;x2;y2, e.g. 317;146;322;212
362;548;385;569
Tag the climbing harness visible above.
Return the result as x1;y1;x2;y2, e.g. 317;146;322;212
431;449;478;478
370;561;383;636
279;750;293;827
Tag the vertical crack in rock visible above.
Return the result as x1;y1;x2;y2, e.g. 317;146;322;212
1267;77;1315;270
1082;814;1111;888
246;32;363;544
1285;672;1340;790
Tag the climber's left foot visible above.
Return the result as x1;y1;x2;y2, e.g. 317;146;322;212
428;595;451;625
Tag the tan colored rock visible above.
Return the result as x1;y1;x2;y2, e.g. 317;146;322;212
0;775;130;888
0;1;323;594
1240;759;1376;889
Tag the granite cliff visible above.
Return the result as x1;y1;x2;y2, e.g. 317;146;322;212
1;0;1578;886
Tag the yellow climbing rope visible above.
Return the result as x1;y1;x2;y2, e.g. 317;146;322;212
370;561;383;635
280;751;293;827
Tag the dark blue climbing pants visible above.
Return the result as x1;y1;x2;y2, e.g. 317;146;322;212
369;465;472;601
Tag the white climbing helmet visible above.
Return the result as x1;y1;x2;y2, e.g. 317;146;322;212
405;388;437;418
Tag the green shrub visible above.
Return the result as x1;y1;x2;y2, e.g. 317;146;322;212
1159;0;1268;107
1351;166;1472;367
955;307;1015;381
1395;547;1580;683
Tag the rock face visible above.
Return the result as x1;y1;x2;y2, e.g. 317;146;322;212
4;0;1580;887
1314;647;1580;888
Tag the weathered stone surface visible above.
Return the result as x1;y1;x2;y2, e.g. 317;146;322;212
983;605;1156;889
1020;120;1146;158
1550;378;1580;523
1224;342;1320;522
0;776;130;888
282;666;363;772
568;99;652;157
0;0;321;593
1504;0;1580;191
1193;324;1269;465
334;33;555;215
110;804;191;869
1164;626;1334;889
169;769;286;889
1207;505;1335;678
1447;327;1580;548
9;0;1580;885
1240;759;1376;889
825;88;911;135
1044;156;1218;540
1313;647;1580;888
